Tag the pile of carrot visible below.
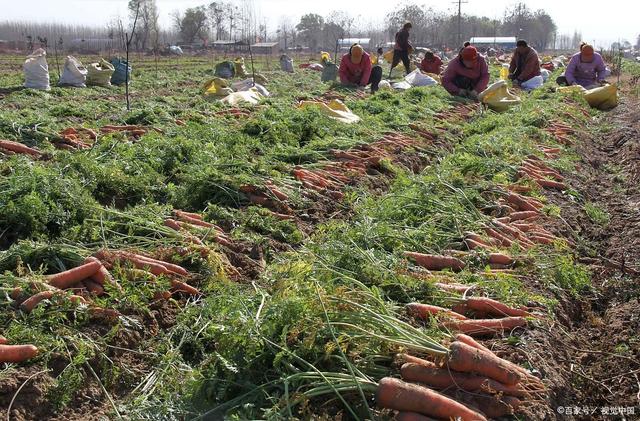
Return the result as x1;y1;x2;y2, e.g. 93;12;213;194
0;336;38;364
404;251;466;272
165;209;233;250
213;108;250;118
517;155;567;190
239;183;294;214
55;127;97;150
378;334;544;420
0;139;42;158
100;125;149;139
544;120;576;145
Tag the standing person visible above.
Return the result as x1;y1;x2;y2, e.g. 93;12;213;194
339;44;383;92
508;39;543;91
442;45;490;99
420;50;443;74
558;43;609;89
389;22;413;77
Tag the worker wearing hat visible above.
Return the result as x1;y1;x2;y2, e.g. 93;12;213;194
508;40;542;90
442;45;490;99
420;49;443;75
339;44;383;92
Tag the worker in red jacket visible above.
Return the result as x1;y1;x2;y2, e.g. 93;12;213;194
339;44;383;92
420;50;443;74
389;22;413;77
442;45;489;99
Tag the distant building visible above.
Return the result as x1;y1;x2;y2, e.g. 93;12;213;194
250;42;280;55
337;38;371;50
212;40;249;53
469;37;517;50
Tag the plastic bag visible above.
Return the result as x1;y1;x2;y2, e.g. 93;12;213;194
169;46;183;55
540;69;551;82
86;59;115;87
234;58;248;78
203;77;234;97
391;81;412;90
280;55;294;73
220;88;264;106
23;48;50;90
298;99;360;124
584;84;618;110
232;79;270;97
215;61;235;79
520;75;544;91
478;80;521;112
110;58;131;86
321;63;338;82
404;69;438;87
58;56;87;88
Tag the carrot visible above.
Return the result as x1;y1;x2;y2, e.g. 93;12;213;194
406;303;468;321
264;184;289;201
536;179;567;190
488;253;514;266
20;290;56;312
395;354;436;368
128;253;189;276
404;252;466;272
400;363;529;397
395;412;439;421
442;317;527;337
175;213;214;228
509;211;539;221
376;377;487;421
0;336;7;345
528;235;554;245
170;279;200;295
504;192;540;212
464;232;498;247
464;238;489;251
47;261;102;289
164;218;182;231
83;279;105;296
0;344;38;363
446;341;522;385
174;210;204;221
117;254;174;276
484;228;513;247
465;297;531;318
0;140;41;157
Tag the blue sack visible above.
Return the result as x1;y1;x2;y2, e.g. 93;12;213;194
110;58;131;86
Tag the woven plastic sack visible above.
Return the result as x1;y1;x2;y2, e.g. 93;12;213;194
58;56;87;88
220;88;264;105
280;55;294;73
234;58;248;78
215;61;235;79
202;77;234;97
478;80;521;112
86;59;115;87
584;84;618;110
23;48;50;90
321;63;338;82
404;69;438;87
298;99;360;124
110;58;131;86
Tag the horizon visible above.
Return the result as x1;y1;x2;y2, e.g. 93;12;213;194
1;0;638;49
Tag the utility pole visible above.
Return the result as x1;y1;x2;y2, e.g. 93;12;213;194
453;0;469;48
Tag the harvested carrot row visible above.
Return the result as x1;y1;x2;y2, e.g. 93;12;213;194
406;303;468;321
376;377;488;421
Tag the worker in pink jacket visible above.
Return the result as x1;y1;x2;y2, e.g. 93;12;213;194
558;43;609;89
339;44;383;92
442;45;490;99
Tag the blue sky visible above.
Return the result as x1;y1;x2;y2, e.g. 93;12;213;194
1;0;638;47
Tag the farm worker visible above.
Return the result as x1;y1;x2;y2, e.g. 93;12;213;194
371;47;385;65
442;45;490;100
558;43;610;89
508;39;543;91
389;22;413;77
339;44;383;92
421;50;443;74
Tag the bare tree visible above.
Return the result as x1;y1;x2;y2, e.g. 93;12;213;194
128;0;159;51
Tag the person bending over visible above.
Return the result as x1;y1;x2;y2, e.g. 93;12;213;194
442;45;489;100
509;39;543;91
339;44;383;92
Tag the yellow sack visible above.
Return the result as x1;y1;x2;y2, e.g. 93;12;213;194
383;50;394;63
478;80;521;112
556;85;586;94
220;88;263;105
234;58;248;78
203;77;234;97
320;51;331;63
298;99;361;124
584;84;618;110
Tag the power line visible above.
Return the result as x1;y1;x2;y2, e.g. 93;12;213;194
452;0;468;47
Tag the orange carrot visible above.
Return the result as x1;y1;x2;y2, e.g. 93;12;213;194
83;279;105;296
434;282;472;294
528;235;554;245
488;253;514;266
174;210;204;221
175;213;214;228
128;253;189;276
0;140;41;157
20;290;56;312
504;192;540;212
0;344;38;363
407;303;468;321
404;252;466;272
509;211;539;221
536;179;567;190
442;317;527;337
170;279;200;295
395;353;436;367
376;377;487;421
164;218;182;231
264;184;289;201
46;261;102;289
400;363;529;397
446;341;522;385
465;297;531;317
484;228;513;247
464;238;489;251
